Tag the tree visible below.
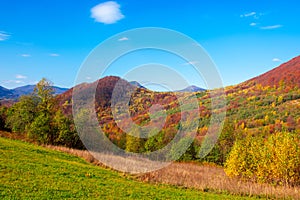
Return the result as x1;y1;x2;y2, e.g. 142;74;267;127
225;132;300;186
125;126;145;153
224;134;263;180
144;129;164;152
27;111;54;144
0;105;8;130
201;123;237;165
53;110;83;149
6;95;39;132
34;78;55;112
3;78;84;148
27;78;57;144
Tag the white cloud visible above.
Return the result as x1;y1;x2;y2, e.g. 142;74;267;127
183;61;199;66
272;58;282;62
21;54;31;57
0;31;10;41
3;80;24;84
260;25;282;30
250;22;257;26
16;74;27;79
118;37;129;41
240;12;265;20
49;53;59;57
86;76;92;80
241;12;256;18
91;1;124;24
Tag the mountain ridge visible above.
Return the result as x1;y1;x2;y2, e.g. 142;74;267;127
3;55;300;102
0;85;68;100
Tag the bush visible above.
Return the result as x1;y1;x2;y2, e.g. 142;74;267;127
225;132;300;186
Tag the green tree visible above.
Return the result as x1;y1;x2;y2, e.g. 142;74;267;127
125;126;145;153
201;123;237;165
27;78;57;144
3;78;83;148
27;112;54;144
53;110;83;149
6;95;39;132
34;78;55;112
144;129;164;152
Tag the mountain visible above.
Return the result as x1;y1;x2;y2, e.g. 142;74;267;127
59;76;143;102
129;81;205;92
129;81;145;89
0;85;68;100
57;55;300;119
13;85;68;96
57;76;182;119
178;85;206;92
244;56;300;88
57;76;141;114
52;86;69;95
0;86;13;99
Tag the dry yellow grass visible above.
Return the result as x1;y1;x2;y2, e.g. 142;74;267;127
45;145;300;199
45;145;170;173
137;162;300;199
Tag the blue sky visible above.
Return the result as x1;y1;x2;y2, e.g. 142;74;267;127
0;0;300;89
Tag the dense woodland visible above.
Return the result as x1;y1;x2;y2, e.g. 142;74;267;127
1;57;300;187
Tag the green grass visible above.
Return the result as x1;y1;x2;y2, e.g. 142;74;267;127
0;137;256;199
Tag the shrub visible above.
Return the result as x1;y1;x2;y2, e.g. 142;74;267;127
225;132;300;186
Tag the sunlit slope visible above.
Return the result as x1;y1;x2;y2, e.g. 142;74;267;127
0;137;254;199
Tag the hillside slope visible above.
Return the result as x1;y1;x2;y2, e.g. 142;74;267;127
0;136;251;199
0;86;13;99
55;56;300;158
244;56;300;88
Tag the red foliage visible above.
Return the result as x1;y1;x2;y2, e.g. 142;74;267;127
287;115;296;131
245;56;300;88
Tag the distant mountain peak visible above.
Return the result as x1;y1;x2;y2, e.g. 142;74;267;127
178;85;206;92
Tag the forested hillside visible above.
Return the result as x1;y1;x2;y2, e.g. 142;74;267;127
0;56;300;187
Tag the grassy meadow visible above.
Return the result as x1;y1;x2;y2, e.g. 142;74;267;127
0;136;256;199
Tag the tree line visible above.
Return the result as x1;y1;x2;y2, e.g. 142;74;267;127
0;79;83;149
